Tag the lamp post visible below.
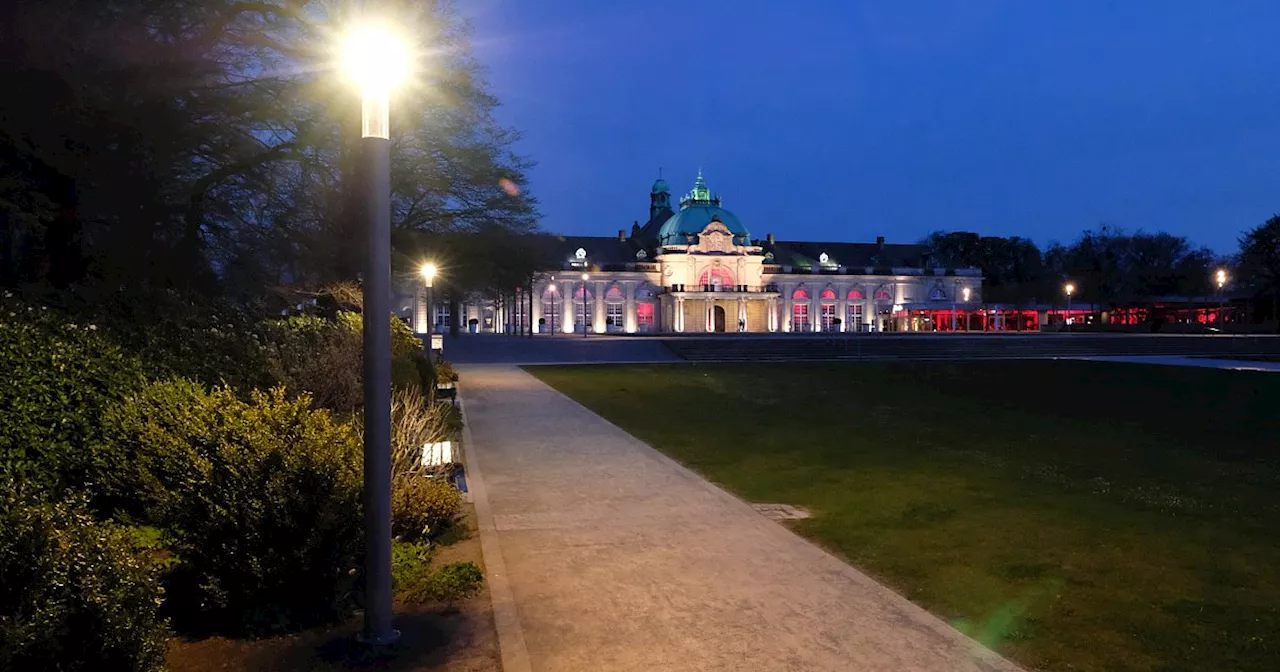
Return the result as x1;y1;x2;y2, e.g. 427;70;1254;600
420;263;436;335
961;286;971;332
951;280;958;332
1215;269;1228;328
581;272;590;338
547;282;556;335
342;21;408;647
1064;283;1075;333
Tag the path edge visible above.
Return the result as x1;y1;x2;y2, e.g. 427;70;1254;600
458;386;532;672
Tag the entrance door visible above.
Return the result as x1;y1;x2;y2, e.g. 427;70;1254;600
712;305;726;332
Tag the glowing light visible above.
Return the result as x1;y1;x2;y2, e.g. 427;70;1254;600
1215;269;1227;288
962;287;971;301
420;263;437;282
581;272;589;281
1064;283;1075;297
340;23;411;95
499;178;520;197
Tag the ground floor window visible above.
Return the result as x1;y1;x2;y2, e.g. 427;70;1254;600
637;302;654;331
820;303;837;331
541;296;560;333
433;303;451;332
792;303;809;332
574;290;592;333
606;302;623;332
848;304;863;332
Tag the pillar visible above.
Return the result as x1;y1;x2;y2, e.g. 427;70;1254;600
675;297;685;332
767;297;778;332
594;280;606;333
625;282;637;333
783;287;793;332
531;285;543;334
562;281;575;333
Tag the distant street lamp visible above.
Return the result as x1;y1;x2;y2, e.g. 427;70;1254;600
581;272;590;338
962;286;971;332
1064;283;1075;332
341;18;410;647
420;263;436;334
951;280;959;332
1215;269;1228;328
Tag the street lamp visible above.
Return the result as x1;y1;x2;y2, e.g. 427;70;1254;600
420;263;437;335
580;272;590;338
961;286;971;331
1215;269;1228;327
341;19;410;647
1064;282;1075;332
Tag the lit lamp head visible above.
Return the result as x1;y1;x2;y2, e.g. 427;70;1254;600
340;22;410;139
1215;269;1227;288
420;262;437;286
962;287;971;302
547;283;556;293
1064;283;1075;297
581;272;589;281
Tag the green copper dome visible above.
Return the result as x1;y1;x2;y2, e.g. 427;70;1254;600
656;173;751;246
651;177;670;194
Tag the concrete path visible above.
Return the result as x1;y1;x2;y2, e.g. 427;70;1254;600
460;365;1022;672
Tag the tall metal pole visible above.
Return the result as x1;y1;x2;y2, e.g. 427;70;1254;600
360;88;397;646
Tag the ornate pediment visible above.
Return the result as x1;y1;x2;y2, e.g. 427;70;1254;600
691;220;737;254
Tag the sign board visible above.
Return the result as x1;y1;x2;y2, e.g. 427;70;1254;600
430;334;443;352
422;441;453;467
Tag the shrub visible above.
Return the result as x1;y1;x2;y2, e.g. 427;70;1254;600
390;540;483;605
388;385;463;541
260;311;424;413
105;380;364;634
392;477;462;542
435;358;459;384
0;484;168;672
0;298;145;493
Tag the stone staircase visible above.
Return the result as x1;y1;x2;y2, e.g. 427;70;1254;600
660;334;1280;362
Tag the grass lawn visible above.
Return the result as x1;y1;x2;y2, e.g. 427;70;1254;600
1196;354;1280;363
528;361;1280;672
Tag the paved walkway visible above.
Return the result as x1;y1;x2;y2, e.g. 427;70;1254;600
460;365;1021;672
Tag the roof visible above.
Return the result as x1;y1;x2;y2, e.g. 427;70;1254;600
656;205;751;247
758;240;931;270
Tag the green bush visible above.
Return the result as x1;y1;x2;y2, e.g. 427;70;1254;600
390;540;483;604
0;299;145;493
105;380;364;634
392;476;462;542
260;311;424;413
435;359;459;384
0;484;168;672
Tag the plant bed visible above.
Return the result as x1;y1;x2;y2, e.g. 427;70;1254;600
166;505;497;672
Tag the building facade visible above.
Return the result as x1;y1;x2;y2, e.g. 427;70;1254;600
441;173;985;334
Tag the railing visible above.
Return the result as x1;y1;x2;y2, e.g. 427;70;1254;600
669;284;780;294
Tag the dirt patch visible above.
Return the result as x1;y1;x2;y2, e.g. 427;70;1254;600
167;505;499;672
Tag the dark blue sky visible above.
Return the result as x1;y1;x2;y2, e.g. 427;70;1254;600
462;0;1280;253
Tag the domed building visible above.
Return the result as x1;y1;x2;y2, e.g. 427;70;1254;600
442;172;985;335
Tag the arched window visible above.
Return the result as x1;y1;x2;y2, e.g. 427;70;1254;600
819;288;837;331
792;288;810;331
929;285;948;301
820;288;836;300
698;266;734;290
874;286;892;301
848;288;864;300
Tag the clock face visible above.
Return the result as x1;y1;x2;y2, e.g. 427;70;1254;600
664;267;673;276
